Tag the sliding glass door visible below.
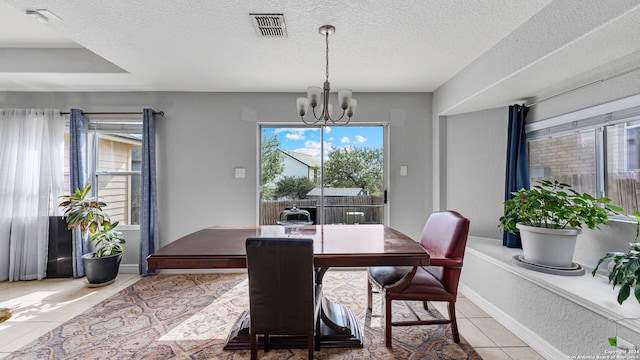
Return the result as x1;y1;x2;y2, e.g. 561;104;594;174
259;124;387;225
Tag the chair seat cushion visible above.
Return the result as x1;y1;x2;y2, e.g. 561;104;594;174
369;266;454;300
368;266;413;287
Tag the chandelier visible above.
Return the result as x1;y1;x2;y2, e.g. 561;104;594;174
296;25;357;125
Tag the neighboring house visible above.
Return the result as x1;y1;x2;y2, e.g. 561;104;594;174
306;187;365;198
277;150;320;182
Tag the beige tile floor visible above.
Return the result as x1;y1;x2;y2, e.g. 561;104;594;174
0;273;545;360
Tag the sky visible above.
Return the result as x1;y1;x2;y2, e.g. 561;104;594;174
263;125;384;158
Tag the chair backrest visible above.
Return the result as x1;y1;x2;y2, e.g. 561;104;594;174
245;237;315;336
419;210;470;259
418;211;470;293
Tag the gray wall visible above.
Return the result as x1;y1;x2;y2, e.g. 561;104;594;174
2;91;433;266
445;107;508;239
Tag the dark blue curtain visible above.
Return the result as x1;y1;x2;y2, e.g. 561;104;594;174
139;109;159;275
503;104;530;248
69;109;90;276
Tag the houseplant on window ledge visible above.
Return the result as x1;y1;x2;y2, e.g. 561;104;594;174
592;210;640;304
59;183;125;286
500;179;623;268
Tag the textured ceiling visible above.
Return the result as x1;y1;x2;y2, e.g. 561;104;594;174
0;0;552;93
1;0;639;116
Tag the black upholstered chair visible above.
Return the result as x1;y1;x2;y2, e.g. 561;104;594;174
245;237;321;360
367;210;470;347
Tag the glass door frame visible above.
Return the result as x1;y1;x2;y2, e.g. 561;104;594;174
256;122;390;226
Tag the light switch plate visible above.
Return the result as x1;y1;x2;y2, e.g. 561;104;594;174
234;167;246;179
400;165;408;177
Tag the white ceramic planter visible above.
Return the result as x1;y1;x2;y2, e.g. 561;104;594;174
516;223;582;268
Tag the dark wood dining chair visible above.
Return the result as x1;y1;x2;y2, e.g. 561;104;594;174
245;237;321;360
367;210;470;347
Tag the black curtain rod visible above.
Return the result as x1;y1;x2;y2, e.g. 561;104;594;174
59;111;164;116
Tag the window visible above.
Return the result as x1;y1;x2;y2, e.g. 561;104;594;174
93;132;142;225
625;120;640;171
606;121;639;212
63;119;142;226
527;98;640;215
259;124;388;225
529;130;597;196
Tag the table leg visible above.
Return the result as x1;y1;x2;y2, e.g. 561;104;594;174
315;267;363;348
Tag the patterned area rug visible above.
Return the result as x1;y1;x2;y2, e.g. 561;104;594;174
8;271;482;359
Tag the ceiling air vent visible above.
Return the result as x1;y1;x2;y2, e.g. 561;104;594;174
250;13;287;37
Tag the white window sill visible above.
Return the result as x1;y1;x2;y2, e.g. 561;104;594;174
117;224;140;231
465;236;640;331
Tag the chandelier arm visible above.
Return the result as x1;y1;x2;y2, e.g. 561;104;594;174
331;109;347;122
301;116;320;125
328;118;351;126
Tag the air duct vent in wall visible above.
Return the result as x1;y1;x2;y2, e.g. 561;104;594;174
250;13;287;37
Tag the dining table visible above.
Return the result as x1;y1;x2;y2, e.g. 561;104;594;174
147;224;430;349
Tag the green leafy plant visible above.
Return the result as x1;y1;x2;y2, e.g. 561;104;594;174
59;183;125;257
499;179;623;233
592;210;640;304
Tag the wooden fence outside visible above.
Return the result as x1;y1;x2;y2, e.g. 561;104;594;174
532;171;640;213
261;196;384;225
608;172;640;212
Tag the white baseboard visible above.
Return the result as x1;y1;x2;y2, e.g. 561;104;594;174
459;282;567;360
119;263;139;274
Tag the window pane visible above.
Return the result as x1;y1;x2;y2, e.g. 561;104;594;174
321;126;384;224
606;122;640;214
96;174;140;225
97;134;141;172
96;133;141;225
528;130;596;195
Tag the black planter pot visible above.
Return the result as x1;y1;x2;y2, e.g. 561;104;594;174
82;252;122;285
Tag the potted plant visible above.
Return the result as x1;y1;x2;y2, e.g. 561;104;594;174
500;179;622;268
59;183;125;285
592;210;640;304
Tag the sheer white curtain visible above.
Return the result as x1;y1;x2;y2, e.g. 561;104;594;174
0;109;64;281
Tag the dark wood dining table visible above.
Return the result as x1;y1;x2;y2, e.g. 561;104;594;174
147;224;429;349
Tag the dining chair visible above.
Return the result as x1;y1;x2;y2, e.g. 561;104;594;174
367;210;470;347
245;237;321;359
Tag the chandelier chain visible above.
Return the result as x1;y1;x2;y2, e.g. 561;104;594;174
325;31;330;82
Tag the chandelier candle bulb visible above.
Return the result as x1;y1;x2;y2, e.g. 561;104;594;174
347;99;357;118
307;86;321;107
297;98;309;116
338;89;353;109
